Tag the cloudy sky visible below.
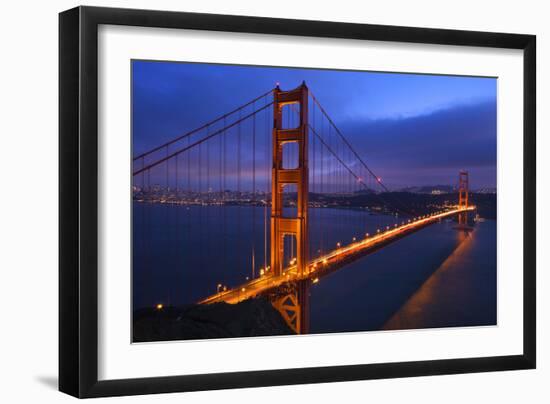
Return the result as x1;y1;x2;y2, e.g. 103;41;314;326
132;60;497;189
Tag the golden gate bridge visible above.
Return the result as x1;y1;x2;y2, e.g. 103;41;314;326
132;83;474;334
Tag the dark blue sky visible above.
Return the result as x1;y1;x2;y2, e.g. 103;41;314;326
132;60;497;189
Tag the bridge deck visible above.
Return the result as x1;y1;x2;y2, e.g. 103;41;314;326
199;206;475;305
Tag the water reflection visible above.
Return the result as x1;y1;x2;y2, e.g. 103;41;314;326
383;221;496;330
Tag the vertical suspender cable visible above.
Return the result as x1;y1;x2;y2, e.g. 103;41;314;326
206;124;210;198
264;95;269;274
222;116;227;284
165;146;169;192
252;100;256;279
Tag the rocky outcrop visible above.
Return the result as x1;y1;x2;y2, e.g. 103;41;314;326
133;296;294;342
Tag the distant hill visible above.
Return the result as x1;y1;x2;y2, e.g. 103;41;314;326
398;185;455;194
397;185;496;195
308;189;496;219
473;187;497;194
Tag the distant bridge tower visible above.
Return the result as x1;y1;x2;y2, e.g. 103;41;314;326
270;82;310;334
458;170;469;226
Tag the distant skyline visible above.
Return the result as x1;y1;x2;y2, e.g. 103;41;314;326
132;60;497;189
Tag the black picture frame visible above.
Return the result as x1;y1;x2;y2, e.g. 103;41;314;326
59;5;536;398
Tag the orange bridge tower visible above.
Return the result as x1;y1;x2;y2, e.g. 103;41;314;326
270;82;310;334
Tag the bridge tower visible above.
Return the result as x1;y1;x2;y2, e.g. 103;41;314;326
458;170;469;226
270;82;310;334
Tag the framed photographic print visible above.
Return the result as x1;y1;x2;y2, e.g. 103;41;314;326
59;6;536;398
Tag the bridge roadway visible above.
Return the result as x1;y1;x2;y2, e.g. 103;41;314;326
199;206;475;305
